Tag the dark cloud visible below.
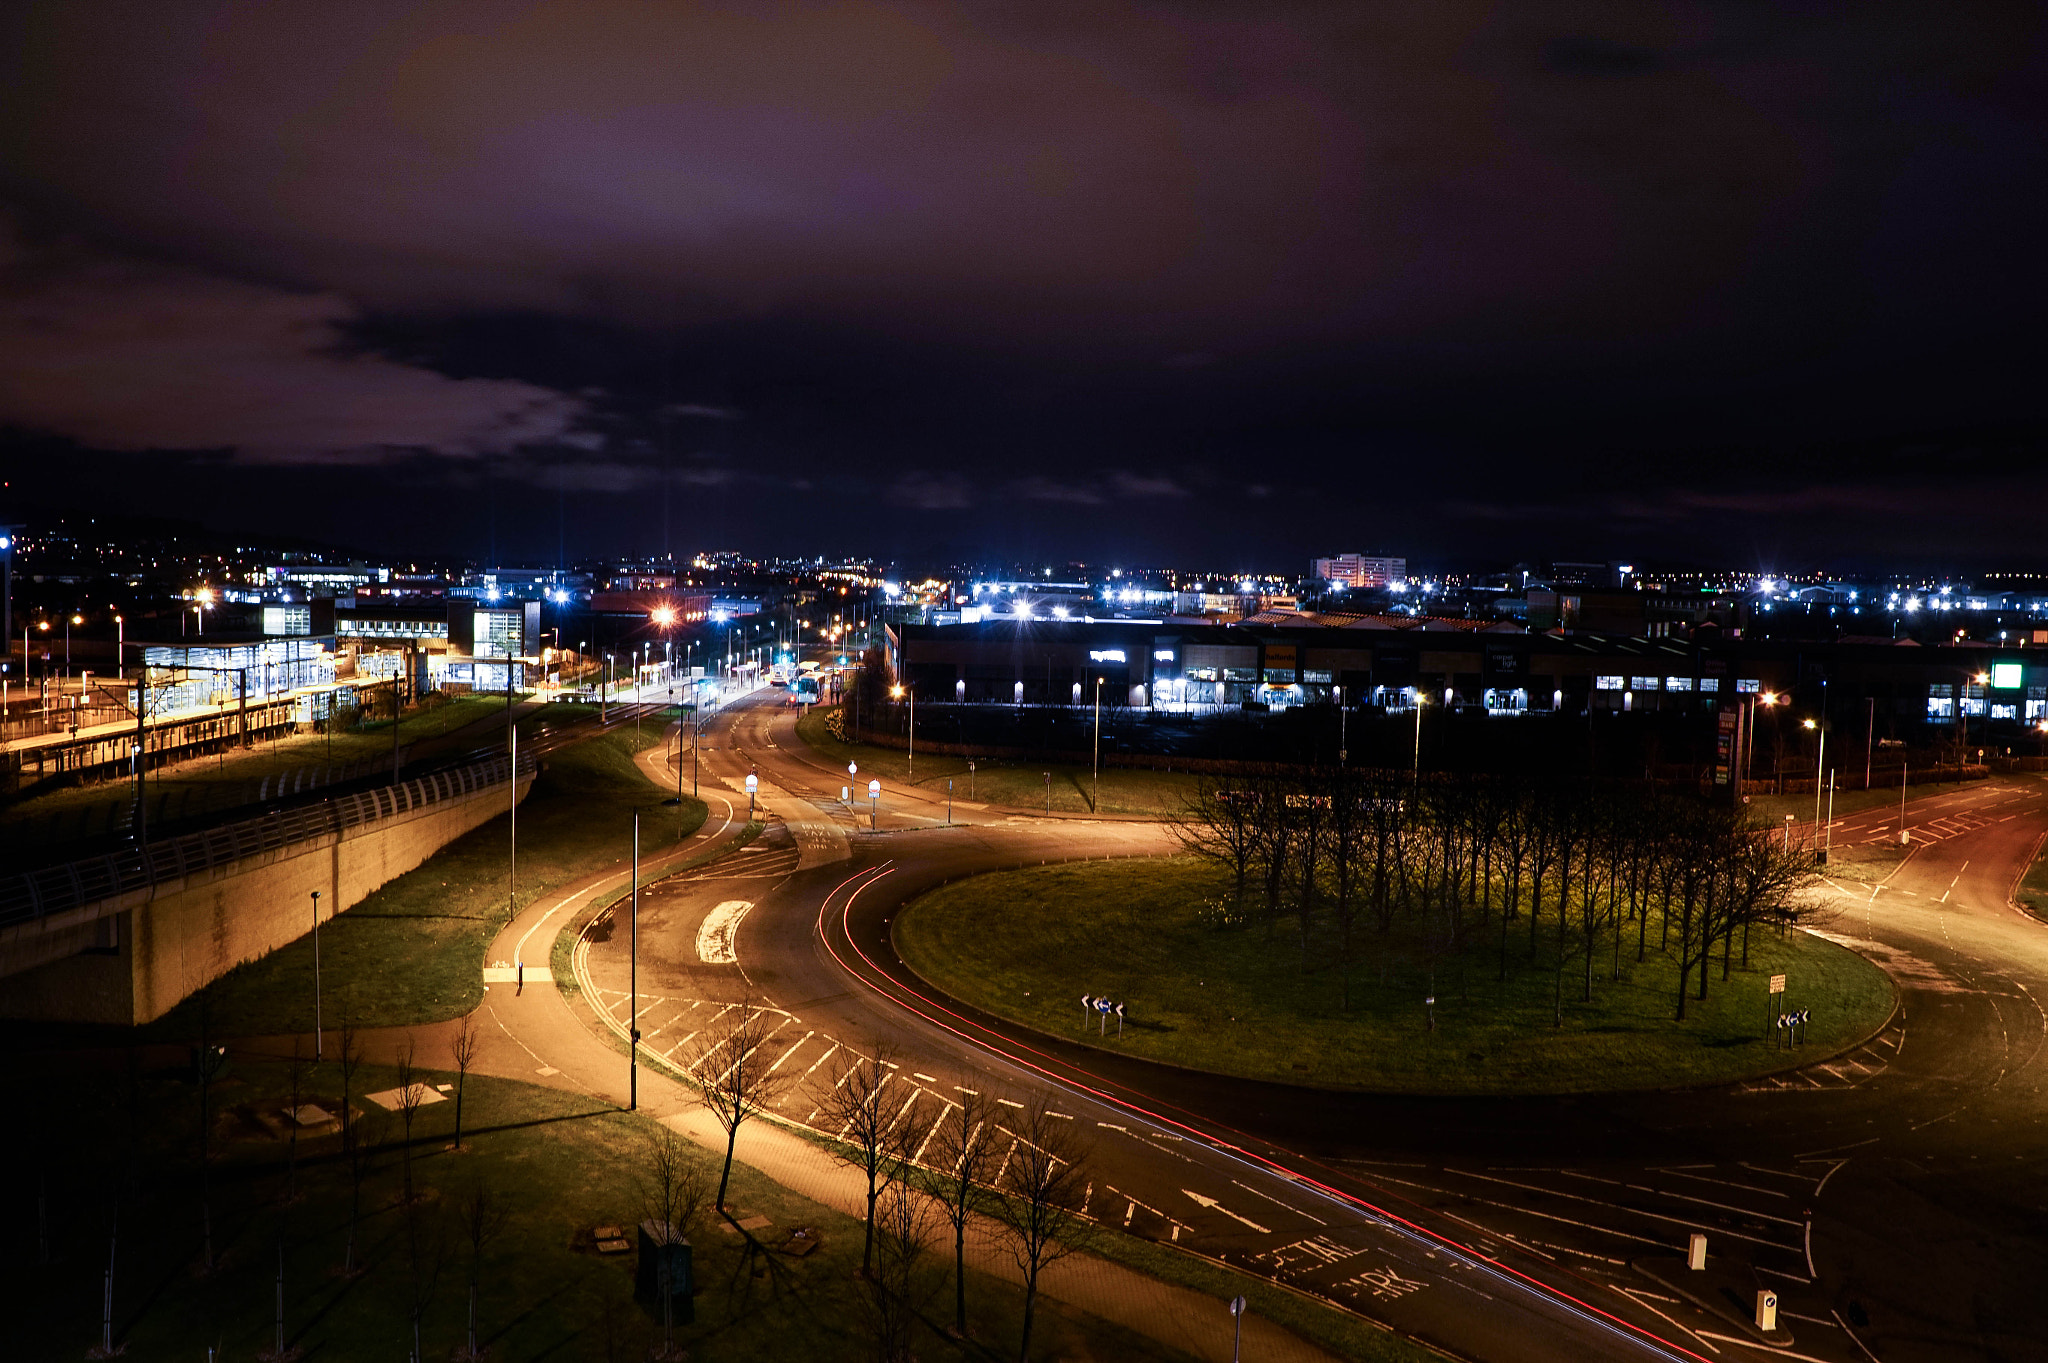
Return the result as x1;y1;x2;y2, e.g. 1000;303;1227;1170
0;223;583;463
0;1;2041;566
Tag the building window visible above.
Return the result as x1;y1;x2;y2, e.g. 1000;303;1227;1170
1631;676;1659;691
1665;677;1693;692
1302;669;1333;684
1736;678;1761;693
1698;677;1719;693
1595;675;1624;691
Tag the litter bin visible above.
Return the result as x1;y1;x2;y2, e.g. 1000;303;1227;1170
636;1220;694;1324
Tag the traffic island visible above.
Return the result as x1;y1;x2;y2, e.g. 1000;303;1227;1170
1633;1248;1796;1348
894;857;1897;1096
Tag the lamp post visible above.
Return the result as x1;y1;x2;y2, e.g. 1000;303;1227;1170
310;890;323;1060
629;809;639;1111
1803;717;1825;853
1412;690;1426;783
1092;675;1103;813
891;683;915;779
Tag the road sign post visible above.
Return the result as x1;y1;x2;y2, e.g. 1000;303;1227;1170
1767;973;1787;1037
1229;1295;1246;1363
868;777;880;830
745;771;758;818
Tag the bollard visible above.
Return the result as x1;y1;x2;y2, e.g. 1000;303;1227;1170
1756;1290;1778;1332
1687;1233;1707;1271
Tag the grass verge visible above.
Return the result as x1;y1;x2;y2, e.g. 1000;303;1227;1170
896;858;1895;1096
0;696;589;848
144;724;705;1039
2017;828;2048;921
3;1053;1190;1363
793;705;1198;816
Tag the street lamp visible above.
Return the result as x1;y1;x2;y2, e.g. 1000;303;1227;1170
1803;717;1826;851
1412;689;1427;783
1092;675;1104;812
891;682;914;779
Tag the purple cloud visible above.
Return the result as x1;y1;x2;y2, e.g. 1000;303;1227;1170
0;227;583;464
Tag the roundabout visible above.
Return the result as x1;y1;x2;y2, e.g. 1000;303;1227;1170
894;857;1897;1096
524;690;2048;1363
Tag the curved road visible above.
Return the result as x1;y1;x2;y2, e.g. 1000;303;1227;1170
566;689;2048;1363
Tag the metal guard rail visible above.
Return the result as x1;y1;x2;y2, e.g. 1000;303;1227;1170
0;750;536;930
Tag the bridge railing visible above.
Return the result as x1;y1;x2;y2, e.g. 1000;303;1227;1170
0;750;536;930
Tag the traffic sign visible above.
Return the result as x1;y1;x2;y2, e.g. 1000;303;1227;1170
868;779;880;799
744;773;758;794
1769;974;1787;994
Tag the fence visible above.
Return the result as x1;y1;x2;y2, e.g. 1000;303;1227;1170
0;749;535;929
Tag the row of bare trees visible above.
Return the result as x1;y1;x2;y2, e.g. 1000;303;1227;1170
800;1041;1088;1363
1176;769;1820;1021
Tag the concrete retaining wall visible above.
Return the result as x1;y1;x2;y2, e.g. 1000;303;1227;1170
0;771;531;1025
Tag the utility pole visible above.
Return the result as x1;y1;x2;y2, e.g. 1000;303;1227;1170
1865;696;1876;791
629;809;639;1110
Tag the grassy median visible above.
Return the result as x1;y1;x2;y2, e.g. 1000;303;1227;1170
793;705;1197;816
897;857;1895;1095
145;724;705;1039
4;1056;1189;1363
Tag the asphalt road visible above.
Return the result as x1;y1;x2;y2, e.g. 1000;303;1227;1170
577;688;2048;1363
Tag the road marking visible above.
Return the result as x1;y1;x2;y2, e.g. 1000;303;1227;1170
1653;1169;1789;1199
1230;1178;1327;1226
1614;1287;1721;1355
1370;1172;1669;1247
766;1031;814;1074
795;1039;840;1086
1181;1189;1271;1234
1453;1170;1794;1247
912;1072;938;1083
1694;1332;1834;1362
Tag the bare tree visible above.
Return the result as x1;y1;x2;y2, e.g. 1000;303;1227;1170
990;1099;1092;1363
1173;780;1259;915
820;1044;905;1277
395;1035;425;1206
921;1085;1002;1338
403;1190;446;1363
458;1177;507;1361
338;1020;370;1274
685;995;791;1216
450;1011;479;1152
641;1125;708;1359
284;1038;304;1203
866;1178;942;1363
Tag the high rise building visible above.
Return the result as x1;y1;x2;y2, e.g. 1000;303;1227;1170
1313;554;1405;588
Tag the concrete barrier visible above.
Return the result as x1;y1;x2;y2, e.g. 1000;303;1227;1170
0;762;533;1025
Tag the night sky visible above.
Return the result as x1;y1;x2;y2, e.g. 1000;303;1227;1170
2;2;2043;571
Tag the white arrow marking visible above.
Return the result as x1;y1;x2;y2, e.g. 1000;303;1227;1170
1182;1189;1271;1235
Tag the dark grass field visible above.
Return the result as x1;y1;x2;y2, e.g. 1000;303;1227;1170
898;857;1894;1095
